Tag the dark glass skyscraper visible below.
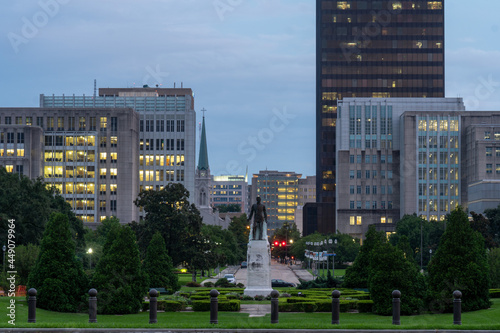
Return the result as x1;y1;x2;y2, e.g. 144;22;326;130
312;0;445;234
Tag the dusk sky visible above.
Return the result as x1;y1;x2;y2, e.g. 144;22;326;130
1;0;499;180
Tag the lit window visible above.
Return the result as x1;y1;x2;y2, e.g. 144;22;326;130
427;1;442;10
350;216;355;225
356;216;362;225
337;1;351;10
5;165;14;173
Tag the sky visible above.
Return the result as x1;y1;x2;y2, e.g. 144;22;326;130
1;0;500;180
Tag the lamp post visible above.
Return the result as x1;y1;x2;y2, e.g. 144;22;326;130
87;248;93;269
429;249;432;267
2;245;6;272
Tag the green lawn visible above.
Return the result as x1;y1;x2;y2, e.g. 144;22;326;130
1;297;499;329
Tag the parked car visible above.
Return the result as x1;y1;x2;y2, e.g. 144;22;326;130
271;279;295;287
240;261;248;268
224;274;236;284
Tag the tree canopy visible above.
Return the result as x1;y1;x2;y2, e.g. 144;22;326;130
143;231;179;292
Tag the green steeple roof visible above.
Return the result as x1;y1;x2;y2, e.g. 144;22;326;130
197;116;209;171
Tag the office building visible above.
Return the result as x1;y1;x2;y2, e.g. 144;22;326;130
0;107;140;224
314;0;445;234
211;175;249;213
40;86;196;216
335;97;464;239
250;170;301;233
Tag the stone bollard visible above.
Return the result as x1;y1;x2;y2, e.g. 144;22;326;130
271;290;280;324
88;289;98;323
210;289;220;324
453;290;462;325
149;289;159;324
392;290;401;325
331;290;341;324
27;288;37;323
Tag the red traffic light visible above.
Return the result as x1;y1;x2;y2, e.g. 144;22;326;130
274;241;279;247
282;241;286;246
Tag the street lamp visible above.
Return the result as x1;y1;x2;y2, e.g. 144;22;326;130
87;248;93;269
429;249;432;267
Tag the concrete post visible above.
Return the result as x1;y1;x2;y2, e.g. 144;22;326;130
149;289;158;324
453;290;462;325
392;290;401;325
331;290;340;324
88;289;97;323
27;288;37;323
210;289;219;324
271;290;280;324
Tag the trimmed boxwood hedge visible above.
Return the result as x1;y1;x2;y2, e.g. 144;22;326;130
357;300;374;313
490;289;500;298
192;300;240;312
142;300;184;312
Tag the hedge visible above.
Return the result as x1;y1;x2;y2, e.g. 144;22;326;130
192;300;240;312
357;300;374;313
490;289;500;298
142;300;184;312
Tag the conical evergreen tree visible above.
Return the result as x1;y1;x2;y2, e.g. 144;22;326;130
428;207;491;312
143;232;180;292
91;225;148;314
27;212;88;312
344;225;385;288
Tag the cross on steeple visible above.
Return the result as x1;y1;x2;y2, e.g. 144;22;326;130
201;108;207;118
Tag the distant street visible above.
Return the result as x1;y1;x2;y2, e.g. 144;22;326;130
232;259;313;287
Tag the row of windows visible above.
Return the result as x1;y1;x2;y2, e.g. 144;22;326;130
0;149;24;157
0;132;24;144
418;152;459;165
139;154;185;166
485;164;500;174
140;139;184;151
349;201;394;210
140;119;185;133
322;52;443;63
485;147;500;157
350;154;393;164
418;119;459;132
322;66;443;77
140;169;184;182
418;183;459;197
348;216;393;226
484;131;500;140
350;169;393;179
213;191;243;196
418;136;459;149
213;185;243;189
350;185;394;195
1;165;23;175
325;1;442;11
327;40;443;50
418;167;459;180
419;199;458;212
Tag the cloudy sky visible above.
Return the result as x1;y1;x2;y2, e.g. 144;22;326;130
1;0;500;180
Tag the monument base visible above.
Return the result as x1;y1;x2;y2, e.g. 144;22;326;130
244;239;273;297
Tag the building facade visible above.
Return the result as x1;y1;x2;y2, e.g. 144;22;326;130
315;0;445;233
250;170;302;233
211;175;249;213
336;97;464;239
0;107;140;224
40;86;196;214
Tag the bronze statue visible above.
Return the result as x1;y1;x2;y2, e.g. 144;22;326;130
248;196;267;240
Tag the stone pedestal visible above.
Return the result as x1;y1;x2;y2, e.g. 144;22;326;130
244;239;272;297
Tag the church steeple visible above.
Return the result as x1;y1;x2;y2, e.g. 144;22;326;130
197;109;210;171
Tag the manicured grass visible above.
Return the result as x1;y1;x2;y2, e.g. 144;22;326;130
2;297;499;329
177;273;209;286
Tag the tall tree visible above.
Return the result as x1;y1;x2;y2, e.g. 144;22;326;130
482;205;500;247
0;168;85;247
92;225;148;314
27;213;88;312
489;248;500;288
427;207;491;312
343;225;385;288
132;183;204;266
143;232;180;292
228;214;249;262
369;242;426;315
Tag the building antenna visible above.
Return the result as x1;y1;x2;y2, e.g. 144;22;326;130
93;79;97;98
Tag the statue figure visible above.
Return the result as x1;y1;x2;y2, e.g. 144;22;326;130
248;196;267;240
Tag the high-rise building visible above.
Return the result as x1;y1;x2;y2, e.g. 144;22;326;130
314;0;445;234
40;86;196;218
0;107;140;224
250;170;301;233
335;97;464;239
211;175;249;213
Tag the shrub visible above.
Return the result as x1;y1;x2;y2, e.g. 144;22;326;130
254;295;265;301
186;281;201;288
301;302;318;312
236;283;245;288
142;300;184;312
280;293;292;298
490;289;500;298
143;232;180;293
192;300;240;311
204;282;214;288
27;213;88;312
278;303;297;312
241;294;254;300
357;300;374;313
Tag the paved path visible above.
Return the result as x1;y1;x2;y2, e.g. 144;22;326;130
202;260;313;287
